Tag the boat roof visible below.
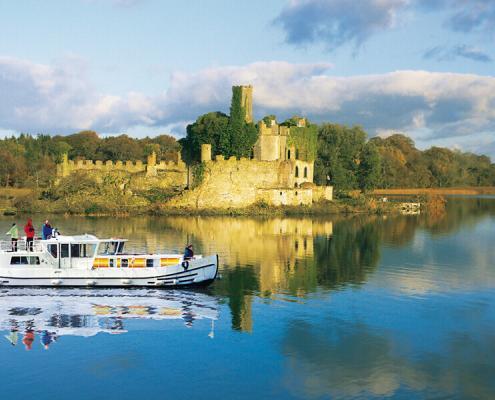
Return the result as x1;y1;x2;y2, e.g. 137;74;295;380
44;234;128;244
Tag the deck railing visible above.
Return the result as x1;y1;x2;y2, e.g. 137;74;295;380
0;240;44;252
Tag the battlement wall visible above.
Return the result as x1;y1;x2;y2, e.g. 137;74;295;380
57;152;187;178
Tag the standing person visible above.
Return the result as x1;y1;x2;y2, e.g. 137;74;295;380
42;220;52;240
24;218;35;251
6;222;19;252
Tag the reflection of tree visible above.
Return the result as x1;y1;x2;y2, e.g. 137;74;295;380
282;318;495;399
282;218;379;294
308;218;381;291
213;265;258;332
421;197;495;236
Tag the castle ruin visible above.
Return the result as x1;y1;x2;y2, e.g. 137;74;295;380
56;85;332;209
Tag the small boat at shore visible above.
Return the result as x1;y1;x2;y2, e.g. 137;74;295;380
0;234;218;287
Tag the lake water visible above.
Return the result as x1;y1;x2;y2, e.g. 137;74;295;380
0;197;494;399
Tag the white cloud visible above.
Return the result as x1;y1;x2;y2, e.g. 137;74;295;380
274;0;495;51
0;56;494;157
274;0;410;50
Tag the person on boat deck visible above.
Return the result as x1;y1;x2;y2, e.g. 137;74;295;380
184;244;194;260
6;222;18;252
24;218;35;251
42;220;52;240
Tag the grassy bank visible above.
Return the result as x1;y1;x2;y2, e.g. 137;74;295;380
0;186;455;217
0;193;397;217
373;187;495;196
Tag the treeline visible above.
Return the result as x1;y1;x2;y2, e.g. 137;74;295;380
0;118;493;191
0;131;180;187
314;124;495;191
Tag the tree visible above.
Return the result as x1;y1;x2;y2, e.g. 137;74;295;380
183;112;230;162
98;135;144;161
141;134;181;161
358;142;382;192
61;131;100;160
314;124;366;191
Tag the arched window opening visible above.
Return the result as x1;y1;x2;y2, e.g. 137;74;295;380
295;149;299;159
295;166;299;177
304;167;308;178
287;149;291;159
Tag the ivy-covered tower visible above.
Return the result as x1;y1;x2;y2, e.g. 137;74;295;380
240;85;253;123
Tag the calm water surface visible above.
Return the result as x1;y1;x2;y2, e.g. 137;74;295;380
0;197;494;400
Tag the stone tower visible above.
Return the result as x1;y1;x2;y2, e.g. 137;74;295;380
240;85;253;123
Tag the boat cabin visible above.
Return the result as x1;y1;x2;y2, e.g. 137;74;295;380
1;234;191;270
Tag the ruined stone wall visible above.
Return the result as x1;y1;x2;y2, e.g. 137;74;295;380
166;157;295;209
312;186;334;202
56;153;188;189
255;188;313;206
294;160;314;187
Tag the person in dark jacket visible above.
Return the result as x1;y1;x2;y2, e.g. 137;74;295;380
24;218;35;251
184;244;194;260
42;220;52;240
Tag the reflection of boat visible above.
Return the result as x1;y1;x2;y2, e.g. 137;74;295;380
0;288;219;347
0;234;218;287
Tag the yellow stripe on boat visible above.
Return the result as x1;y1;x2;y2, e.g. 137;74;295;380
130;258;146;268
160;258;180;267
93;258;109;268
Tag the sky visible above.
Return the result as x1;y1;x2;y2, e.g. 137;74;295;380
0;0;494;157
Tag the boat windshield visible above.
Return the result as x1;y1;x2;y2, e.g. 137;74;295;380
46;243;97;259
98;241;125;255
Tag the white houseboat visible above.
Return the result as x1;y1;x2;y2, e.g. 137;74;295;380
0;234;218;287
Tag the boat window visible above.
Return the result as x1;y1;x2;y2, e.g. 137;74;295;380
121;259;128;268
69;244;96;258
10;256;28;265
83;244;96;257
29;257;40;265
48;244;58;258
99;241;124;256
146;258;154;268
10;256;38;265
71;244;80;258
61;244;69;258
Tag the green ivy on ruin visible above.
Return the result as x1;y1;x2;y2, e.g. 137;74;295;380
287;125;318;162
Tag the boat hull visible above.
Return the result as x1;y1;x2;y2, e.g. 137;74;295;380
0;255;219;288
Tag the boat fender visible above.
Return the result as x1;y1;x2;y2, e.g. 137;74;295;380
182;260;189;270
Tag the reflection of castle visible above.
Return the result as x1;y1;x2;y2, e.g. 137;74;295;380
166;217;333;332
0;289;218;350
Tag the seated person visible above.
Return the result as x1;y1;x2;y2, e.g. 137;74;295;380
184;244;194;260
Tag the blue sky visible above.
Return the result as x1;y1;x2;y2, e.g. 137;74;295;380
1;0;494;157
